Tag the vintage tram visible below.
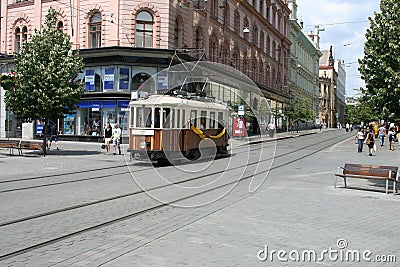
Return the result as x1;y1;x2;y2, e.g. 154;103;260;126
128;94;230;162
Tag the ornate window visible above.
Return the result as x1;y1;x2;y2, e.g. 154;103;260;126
234;10;240;34
194;28;203;48
252;25;258;46
89;12;102;48
260;31;265;52
267;36;271;56
57;21;64;32
243;17;249;39
211;0;218;20
14;26;28;53
136;11;154;48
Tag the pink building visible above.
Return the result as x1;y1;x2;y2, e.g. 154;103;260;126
0;0;290;139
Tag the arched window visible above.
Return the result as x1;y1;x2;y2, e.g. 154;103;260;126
260;31;265;52
234;10;240;34
22;26;28;43
243;17;249;39
174;17;183;48
89;12;102;48
211;0;218;20
267;36;271;56
136;10;154;48
57;21;64;32
14;26;28;53
94;73;103;92
272;41;276;60
15;27;21;53
194;28;203;48
209;38;218;62
252;25;258;46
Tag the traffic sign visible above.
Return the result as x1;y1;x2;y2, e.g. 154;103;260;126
238;105;245;115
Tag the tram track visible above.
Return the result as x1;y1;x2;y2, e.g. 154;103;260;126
0;132;346;227
0;132;351;261
0;132;322;193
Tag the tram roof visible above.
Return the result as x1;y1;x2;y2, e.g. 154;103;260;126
129;94;229;111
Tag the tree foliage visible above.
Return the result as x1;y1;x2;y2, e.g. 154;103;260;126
4;7;84;122
345;102;377;125
358;0;400;120
285;97;314;124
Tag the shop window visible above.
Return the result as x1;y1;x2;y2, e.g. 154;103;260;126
131;72;151;91
89;12;102;48
94;73;103;92
119;68;130;90
135;11;153;48
104;68;115;90
85;70;95;91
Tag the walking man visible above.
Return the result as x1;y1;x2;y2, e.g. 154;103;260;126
112;122;122;155
356;128;365;153
378;123;386;147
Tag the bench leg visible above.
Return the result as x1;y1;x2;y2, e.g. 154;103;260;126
344;177;347;188
385;179;388;194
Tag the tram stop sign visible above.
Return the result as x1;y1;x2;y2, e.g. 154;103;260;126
238;105;245;116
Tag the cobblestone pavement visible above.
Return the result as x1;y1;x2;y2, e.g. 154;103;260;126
1;129;399;266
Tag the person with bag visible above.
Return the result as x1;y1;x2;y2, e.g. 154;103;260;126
103;122;112;155
365;129;375;156
388;127;395;151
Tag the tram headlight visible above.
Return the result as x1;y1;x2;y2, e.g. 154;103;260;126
140;141;146;149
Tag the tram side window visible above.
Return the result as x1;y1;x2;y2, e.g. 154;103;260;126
218;112;224;127
135;107;143;127
163;108;171;128
182;109;186;128
210;112;216;129
190;110;198;128
154;108;161;128
176;109;181;128
130;107;135;127
200;110;207;129
144;108;152;128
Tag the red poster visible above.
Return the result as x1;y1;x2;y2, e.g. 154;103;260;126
232;118;246;137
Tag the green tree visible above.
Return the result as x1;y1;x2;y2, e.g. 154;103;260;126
346;101;377;125
358;0;400;120
285;98;314;132
4;8;84;155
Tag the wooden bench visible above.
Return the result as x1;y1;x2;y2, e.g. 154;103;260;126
18;141;43;156
0;139;20;155
335;163;398;194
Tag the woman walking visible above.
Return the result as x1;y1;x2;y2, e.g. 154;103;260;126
388;127;395;151
103;123;113;154
365;129;375;156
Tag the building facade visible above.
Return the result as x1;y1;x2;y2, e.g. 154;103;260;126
287;0;321;127
334;59;346;126
318;47;337;127
0;0;291;139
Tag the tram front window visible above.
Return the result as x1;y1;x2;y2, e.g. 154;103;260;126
135;107;152;128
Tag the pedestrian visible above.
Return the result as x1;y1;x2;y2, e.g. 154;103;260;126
365;129;375;156
356;128;364;153
267;121;275;137
378;123;386;147
388;127;395;151
345;123;349;132
103;122;112;155
47;122;59;150
112;122;122;155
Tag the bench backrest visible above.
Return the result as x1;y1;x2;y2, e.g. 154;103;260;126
343;163;398;178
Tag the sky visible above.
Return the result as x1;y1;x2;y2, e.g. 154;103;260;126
296;0;381;97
